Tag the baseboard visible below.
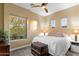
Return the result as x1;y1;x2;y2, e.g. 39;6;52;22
10;44;31;52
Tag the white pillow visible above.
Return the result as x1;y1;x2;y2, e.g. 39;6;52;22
39;33;44;36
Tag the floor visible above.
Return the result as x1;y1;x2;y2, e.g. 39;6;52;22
10;46;79;56
10;46;33;56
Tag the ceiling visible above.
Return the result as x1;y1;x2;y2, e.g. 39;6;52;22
14;3;79;16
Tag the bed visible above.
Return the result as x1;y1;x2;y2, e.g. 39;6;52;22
32;32;71;56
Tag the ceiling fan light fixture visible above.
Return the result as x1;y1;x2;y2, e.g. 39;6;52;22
42;6;46;9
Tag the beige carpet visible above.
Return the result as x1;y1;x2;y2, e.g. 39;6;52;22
10;46;79;56
10;46;33;56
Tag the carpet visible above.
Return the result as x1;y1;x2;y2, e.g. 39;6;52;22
10;46;79;56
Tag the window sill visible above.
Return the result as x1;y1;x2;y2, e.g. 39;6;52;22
9;39;27;42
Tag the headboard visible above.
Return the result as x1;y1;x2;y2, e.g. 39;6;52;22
48;32;65;37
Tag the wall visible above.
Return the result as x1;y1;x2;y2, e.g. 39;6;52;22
4;3;43;49
44;5;79;35
0;3;4;30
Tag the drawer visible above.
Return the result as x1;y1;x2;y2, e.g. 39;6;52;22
0;45;10;56
0;45;9;53
71;45;79;53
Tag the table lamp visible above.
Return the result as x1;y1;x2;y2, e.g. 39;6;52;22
41;28;48;36
73;30;79;41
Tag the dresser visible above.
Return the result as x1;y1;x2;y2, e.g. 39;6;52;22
0;41;10;56
31;42;48;56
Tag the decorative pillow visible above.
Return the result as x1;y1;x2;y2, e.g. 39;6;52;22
48;32;56;36
48;32;64;37
56;32;64;37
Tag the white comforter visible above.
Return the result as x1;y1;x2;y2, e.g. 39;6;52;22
32;36;71;56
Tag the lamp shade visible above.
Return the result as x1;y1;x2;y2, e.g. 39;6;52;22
41;27;48;33
73;29;79;34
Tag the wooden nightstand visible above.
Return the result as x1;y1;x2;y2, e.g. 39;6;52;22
71;41;79;53
0;41;10;56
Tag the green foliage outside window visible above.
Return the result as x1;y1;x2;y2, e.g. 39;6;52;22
9;15;27;40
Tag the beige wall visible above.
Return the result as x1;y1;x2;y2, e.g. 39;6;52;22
0;3;4;30
4;3;43;49
44;5;79;35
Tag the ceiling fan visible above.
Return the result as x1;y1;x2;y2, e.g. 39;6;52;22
31;3;48;13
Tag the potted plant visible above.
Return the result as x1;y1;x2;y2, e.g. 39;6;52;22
0;30;8;42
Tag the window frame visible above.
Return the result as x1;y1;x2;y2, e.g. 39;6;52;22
9;14;27;41
50;20;56;28
61;16;68;28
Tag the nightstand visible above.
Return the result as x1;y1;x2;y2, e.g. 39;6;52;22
71;41;79;53
0;41;10;56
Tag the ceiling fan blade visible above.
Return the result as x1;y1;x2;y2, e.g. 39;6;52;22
31;3;41;8
44;7;48;13
31;5;41;8
42;3;48;6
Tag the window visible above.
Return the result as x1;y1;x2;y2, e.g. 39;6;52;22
9;15;27;40
61;17;68;28
50;20;56;28
30;21;37;31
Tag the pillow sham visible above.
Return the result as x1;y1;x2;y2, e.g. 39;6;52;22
48;32;64;37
